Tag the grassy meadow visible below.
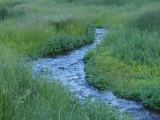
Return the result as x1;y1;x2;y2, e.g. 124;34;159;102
0;0;159;119
84;0;160;111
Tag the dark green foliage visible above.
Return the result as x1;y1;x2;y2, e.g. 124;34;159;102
28;25;95;59
55;0;135;6
84;51;109;90
55;0;159;6
0;7;8;20
0;49;131;120
113;87;141;100
141;86;160;110
0;2;25;20
86;25;95;42
84;1;160;112
1;0;160;117
83;49;95;63
129;8;160;33
0;7;25;21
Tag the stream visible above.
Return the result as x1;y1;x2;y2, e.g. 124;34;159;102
31;28;160;120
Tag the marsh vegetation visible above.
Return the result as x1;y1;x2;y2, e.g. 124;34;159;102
0;0;160;119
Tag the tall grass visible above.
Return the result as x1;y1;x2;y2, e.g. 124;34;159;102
105;28;160;66
129;8;160;33
0;1;25;20
0;46;131;120
0;0;133;119
0;0;160;118
84;1;160;111
104;6;160;66
0;9;92;59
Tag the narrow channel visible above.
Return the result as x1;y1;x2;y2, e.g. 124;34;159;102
31;28;160;120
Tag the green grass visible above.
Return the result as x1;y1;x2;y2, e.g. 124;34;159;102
0;46;131;120
1;0;160;119
84;1;160;111
34;25;94;57
0;0;25;20
55;0;159;6
129;7;160;33
105;28;160;66
0;0;134;119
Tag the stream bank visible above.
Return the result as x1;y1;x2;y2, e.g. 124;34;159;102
31;28;160;120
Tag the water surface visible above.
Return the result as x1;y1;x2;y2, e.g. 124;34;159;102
31;28;160;120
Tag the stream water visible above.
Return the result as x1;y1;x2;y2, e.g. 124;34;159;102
31;28;160;120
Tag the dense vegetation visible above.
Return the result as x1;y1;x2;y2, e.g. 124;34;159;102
0;0;159;119
0;0;133;119
1;46;131;120
84;0;160;111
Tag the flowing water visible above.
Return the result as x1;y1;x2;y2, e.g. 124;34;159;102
31;28;160;120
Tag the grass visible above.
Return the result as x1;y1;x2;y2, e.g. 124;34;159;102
104;28;160;66
128;7;160;33
0;0;93;59
0;46;131;120
0;0;160;119
0;0;133;119
55;0;157;6
0;0;25;20
84;1;160;111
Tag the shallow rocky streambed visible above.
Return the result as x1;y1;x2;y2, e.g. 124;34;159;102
31;28;160;120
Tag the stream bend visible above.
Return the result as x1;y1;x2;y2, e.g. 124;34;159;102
31;28;160;120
